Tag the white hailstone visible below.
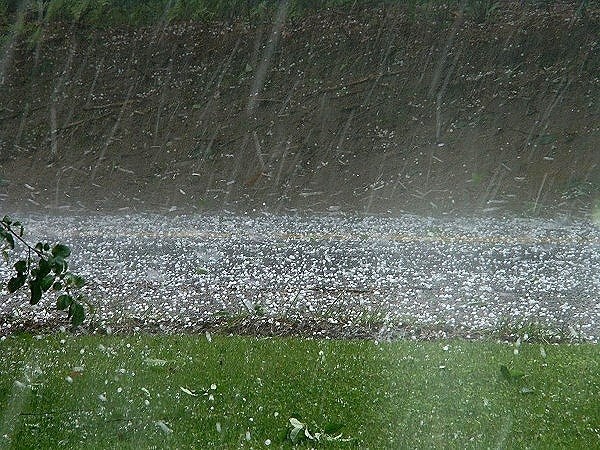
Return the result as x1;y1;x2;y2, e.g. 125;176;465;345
144;400;150;406
216;422;221;433
210;383;217;390
98;394;107;402
155;421;173;434
245;431;251;441
65;376;73;384
265;439;271;445
79;348;85;355
117;387;123;393
208;394;214;401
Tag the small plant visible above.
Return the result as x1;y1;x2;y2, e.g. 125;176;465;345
499;364;525;382
464;0;501;23
499;364;536;395
1;215;89;327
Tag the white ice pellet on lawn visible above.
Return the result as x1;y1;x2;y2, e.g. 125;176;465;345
180;386;197;396
210;383;217;390
216;422;221;433
155;420;173;434
245;431;251;441
65;376;73;384
265;439;271;445
98;394;107;402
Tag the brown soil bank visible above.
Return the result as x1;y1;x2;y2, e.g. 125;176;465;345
0;2;598;216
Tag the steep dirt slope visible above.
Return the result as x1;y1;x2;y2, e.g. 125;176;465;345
0;2;598;215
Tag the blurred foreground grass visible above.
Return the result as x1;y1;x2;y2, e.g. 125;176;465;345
0;334;598;448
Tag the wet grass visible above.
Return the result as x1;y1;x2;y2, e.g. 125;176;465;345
0;333;598;448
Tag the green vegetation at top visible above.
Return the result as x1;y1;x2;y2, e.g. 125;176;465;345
0;0;590;29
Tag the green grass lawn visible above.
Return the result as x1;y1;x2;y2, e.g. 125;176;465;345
0;333;598;448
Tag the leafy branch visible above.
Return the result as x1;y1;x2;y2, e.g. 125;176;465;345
1;215;88;327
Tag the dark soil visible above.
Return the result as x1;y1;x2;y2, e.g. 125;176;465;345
0;2;599;216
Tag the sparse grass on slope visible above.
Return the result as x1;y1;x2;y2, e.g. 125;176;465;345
0;333;598;448
0;0;588;29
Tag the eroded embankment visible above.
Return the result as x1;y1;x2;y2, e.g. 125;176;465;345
0;3;599;214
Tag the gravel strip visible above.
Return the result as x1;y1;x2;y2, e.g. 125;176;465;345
1;213;598;341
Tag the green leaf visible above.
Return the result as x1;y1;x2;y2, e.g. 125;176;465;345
50;256;67;274
72;275;85;288
56;294;73;310
40;274;55;292
71;302;85;327
2;215;12;225
52;243;71;258
52;281;63;291
7;275;26;293
2;250;8;263
14;260;27;274
38;258;52;278
29;280;42;305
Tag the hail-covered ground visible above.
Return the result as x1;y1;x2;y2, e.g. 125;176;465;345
1;213;598;341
